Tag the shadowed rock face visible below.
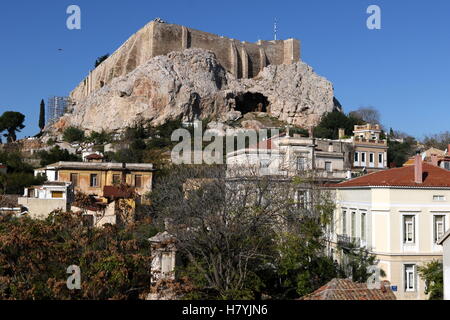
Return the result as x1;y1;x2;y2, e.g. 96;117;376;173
49;48;338;134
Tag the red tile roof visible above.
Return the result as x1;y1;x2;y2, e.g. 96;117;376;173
301;279;396;300
85;154;104;160
332;163;450;188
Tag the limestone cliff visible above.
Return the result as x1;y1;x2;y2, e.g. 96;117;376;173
49;48;339;134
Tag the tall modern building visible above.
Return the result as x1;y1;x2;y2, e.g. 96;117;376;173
47;96;69;125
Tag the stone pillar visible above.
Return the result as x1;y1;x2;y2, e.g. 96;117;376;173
229;40;239;78
241;45;249;79
259;47;267;73
181;26;190;50
283;39;301;64
149;231;177;285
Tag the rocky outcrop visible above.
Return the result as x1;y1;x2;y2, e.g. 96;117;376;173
49;48;340;134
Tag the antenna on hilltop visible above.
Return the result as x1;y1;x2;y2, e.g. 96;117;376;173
274;18;278;40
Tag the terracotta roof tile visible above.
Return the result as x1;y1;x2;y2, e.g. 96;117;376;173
301;279;396;300
332;163;450;188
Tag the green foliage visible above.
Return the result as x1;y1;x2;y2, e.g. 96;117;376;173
62;127;85;143
39;99;45;131
275;223;338;298
94;54;110;68
0;111;26;143
314;111;364;139
0;212;156;300
37;146;81;167
86;130;113;144
418;260;443;300
0;172;46;195
47;138;57;146
337;241;385;283
387;136;417;167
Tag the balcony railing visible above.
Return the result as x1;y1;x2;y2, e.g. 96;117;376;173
354;137;387;146
337;234;361;248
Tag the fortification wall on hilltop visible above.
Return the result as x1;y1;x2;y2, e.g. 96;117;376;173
70;21;301;102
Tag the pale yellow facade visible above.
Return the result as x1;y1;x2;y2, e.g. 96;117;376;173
333;187;450;300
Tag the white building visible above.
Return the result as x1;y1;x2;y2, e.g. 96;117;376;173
226;134;353;183
18;182;74;219
438;230;450;300
330;154;450;300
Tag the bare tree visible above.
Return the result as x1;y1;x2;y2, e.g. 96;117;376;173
423;131;450;151
349;106;381;125
149;164;336;298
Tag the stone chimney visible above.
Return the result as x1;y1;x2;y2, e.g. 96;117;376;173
414;152;423;184
431;154;439;167
447;144;450;156
338;128;346;140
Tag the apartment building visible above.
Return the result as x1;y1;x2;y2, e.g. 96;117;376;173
351;124;388;172
330;154;450;300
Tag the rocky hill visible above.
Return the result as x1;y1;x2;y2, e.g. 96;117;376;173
48;48;340;135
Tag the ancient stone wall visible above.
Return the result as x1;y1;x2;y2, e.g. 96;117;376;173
70;20;300;102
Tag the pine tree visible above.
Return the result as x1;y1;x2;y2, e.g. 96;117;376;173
39;99;45;131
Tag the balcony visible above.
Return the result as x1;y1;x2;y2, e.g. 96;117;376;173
337;234;361;248
353;137;387;147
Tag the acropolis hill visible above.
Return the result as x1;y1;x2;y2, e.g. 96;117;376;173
71;19;301;102
50;19;340;134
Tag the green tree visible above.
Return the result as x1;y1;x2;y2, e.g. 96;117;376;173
37;146;81;167
337;240;385;283
418;260;443;300
314;111;364;139
387;136;417;167
39;99;46;131
0;111;25;143
62;127;85;143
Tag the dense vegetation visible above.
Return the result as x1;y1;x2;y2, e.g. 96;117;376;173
0;211;158;300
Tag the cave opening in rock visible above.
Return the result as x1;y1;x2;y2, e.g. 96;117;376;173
235;92;270;114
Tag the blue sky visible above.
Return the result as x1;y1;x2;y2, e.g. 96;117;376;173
0;0;449;139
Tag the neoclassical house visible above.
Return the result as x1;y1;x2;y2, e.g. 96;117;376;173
329;154;450;300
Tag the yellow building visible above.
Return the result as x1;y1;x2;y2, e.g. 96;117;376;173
330;154;450;300
36;162;155;200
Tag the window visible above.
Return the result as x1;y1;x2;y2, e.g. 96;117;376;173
351;212;356;238
361;152;366;164
90;174;98;187
296;190;307;209
404;264;416;292
403;215;415;244
433;195;446;202
361;212;366;241
70;173;79;187
378;153;384;165
113;174;121;185
445;162;450;170
135;175;142;188
51;191;64;199
325;162;332;173
434;215;445;243
369;153;374;163
296;157;305;171
354;152;359;162
342;210;347;235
